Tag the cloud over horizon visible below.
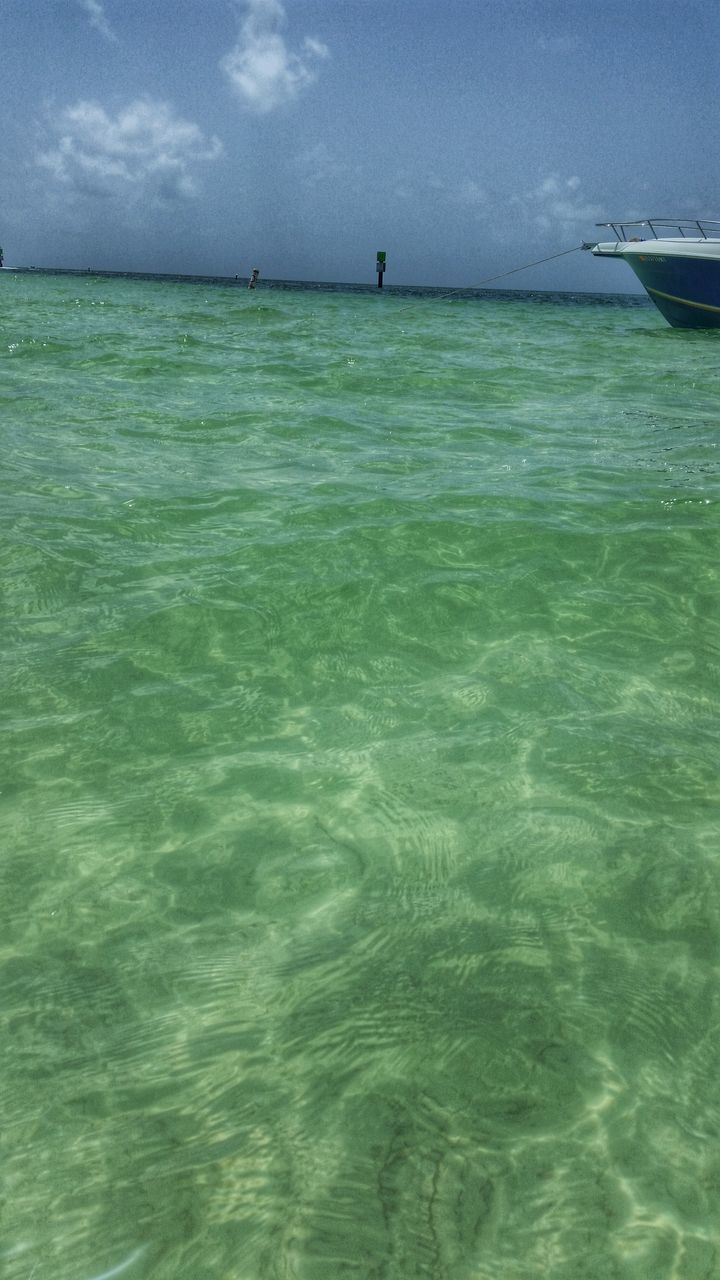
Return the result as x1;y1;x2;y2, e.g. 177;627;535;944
221;0;329;113
36;97;223;205
78;0;118;43
513;174;603;239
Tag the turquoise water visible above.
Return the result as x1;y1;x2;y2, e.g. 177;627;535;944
1;272;718;1280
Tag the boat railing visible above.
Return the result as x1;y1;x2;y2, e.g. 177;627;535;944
595;218;720;242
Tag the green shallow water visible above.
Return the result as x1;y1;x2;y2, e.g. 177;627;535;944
1;273;719;1279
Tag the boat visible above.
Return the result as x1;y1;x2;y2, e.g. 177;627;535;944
584;219;720;328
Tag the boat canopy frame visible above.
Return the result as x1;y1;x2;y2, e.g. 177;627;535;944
596;218;720;242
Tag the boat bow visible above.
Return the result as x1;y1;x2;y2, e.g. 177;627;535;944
586;219;720;327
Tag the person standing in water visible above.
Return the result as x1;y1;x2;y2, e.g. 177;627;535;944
248;268;260;289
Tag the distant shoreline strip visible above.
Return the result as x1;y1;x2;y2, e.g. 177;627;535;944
1;266;646;305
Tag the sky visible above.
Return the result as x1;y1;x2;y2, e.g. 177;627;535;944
2;0;718;290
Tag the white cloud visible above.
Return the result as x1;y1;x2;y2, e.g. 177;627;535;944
451;180;488;210
221;0;329;113
295;142;360;190
513;174;603;238
296;142;337;185
36;98;223;204
537;34;583;54
78;0;117;43
391;167;462;204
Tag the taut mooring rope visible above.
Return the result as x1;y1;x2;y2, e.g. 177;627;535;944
393;243;584;310
465;242;584;291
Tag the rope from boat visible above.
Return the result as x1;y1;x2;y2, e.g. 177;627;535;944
466;242;585;290
393;243;585;309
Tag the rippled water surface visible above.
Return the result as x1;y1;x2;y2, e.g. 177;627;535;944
2;272;719;1279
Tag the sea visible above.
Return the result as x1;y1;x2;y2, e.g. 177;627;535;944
1;269;718;1280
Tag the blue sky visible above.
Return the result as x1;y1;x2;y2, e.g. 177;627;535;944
3;0;717;289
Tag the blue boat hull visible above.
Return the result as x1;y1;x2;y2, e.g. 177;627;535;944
625;252;720;328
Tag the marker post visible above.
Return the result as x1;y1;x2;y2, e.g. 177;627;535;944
376;251;386;288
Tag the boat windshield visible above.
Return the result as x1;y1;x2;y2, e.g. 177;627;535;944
596;218;720;242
